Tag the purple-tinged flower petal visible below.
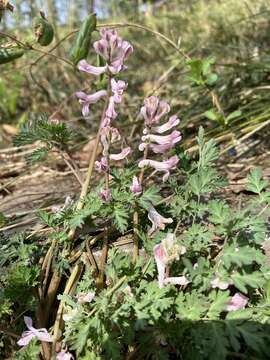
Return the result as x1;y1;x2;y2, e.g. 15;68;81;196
141;130;182;154
153;234;186;287
93;39;110;60
95;157;109;173
148;205;173;235
36;330;53;343
152;115;180;133
100;189;112;203
138;155;179;182
154;242;167;287
163;276;189;286
76;90;107;117
24;316;33;329
142;130;182;145
110;147;131;161
17;332;35;347
57;349;74;360
111;78;127;103
211;276;230;290
130;176;142;195
77;59;107;75
226;293;248;311
106;96;117;120
17;317;52;347
77;292;95;304
141;96;170;125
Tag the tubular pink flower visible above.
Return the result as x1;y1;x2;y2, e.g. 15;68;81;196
76;90;107;117
141;130;182;153
100;188;112;203
130;176;142;195
153;233;187;287
110;147;131;161
226;293;248;311
148;205;173;235
57;349;74;360
106;96;118;120
138;155;179;182
142;130;181;145
152;115;180;134
17;316;52;347
77;59;107;76
111;78;127;103
95;157;109;173
141;96;170;125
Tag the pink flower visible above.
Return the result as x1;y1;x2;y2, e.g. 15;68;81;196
141;96;170;125
93;29;133;74
76;90;107;117
153;234;187;288
138;155;179;182
226;293;248;312
210;276;230;290
77;59;107;76
130;176;142;195
142;130;181;145
106;96;118;120
100;188;112;202
110;147;131;161
141;130;182;154
152;115;180;134
77;291;95;304
95;157;109;173
17;316;52;347
148;205;173;235
57;349;74;360
100;126;120;155
111;78;127;103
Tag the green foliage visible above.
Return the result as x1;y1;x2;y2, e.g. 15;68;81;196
186;57;218;86
13;113;72;164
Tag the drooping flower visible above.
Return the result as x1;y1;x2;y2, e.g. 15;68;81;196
141;96;170;126
110;147;131;161
76;90;107;117
111;78;127;103
57;348;74;360
153;233;188;288
138;155;179;182
130;176;142;195
77;291;95;304
17;316;52;347
148;205;173;235
226;293;248;311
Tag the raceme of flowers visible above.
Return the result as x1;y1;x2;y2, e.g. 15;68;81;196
76;29;133;202
138;96;181;181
